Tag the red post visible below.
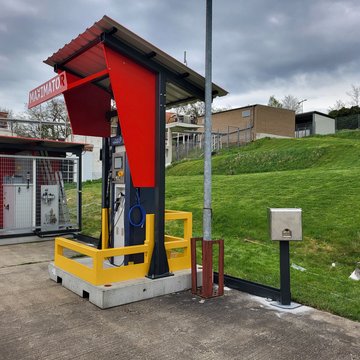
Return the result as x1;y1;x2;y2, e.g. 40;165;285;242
202;240;213;298
191;237;224;298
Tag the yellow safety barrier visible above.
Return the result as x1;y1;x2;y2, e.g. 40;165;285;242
54;210;192;286
55;214;155;285
164;210;192;272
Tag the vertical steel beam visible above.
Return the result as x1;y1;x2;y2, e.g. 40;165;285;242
32;158;36;228
78;153;82;232
279;241;291;305
101;137;110;249
148;71;170;278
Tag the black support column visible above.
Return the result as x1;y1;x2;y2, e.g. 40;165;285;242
279;241;291;305
148;72;170;278
77;149;82;232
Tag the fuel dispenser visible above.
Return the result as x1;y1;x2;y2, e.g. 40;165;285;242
110;145;126;265
105;124;151;267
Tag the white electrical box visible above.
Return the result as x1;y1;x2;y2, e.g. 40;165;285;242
41;185;59;230
268;208;302;241
3;184;33;230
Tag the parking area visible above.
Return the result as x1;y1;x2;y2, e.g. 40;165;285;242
0;241;359;360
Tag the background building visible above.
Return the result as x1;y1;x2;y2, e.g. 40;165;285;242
198;105;295;141
295;111;335;138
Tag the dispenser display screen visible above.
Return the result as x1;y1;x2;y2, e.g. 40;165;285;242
114;156;123;170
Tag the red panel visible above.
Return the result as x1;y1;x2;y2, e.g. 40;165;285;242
63;72;111;137
103;45;156;188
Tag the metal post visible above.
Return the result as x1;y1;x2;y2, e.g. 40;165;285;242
279;241;291;305
32;158;36;228
203;0;213;241
77;153;82;232
201;0;213;298
101;137;110;249
148;71;170;278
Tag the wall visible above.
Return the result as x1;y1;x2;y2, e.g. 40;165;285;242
254;105;295;137
198;107;254;133
198;105;295;139
71;135;102;180
313;114;335;135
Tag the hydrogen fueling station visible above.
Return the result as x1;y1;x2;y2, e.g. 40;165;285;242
27;15;227;308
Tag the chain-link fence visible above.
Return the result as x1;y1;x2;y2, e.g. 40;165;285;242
222;126;253;147
0;154;79;237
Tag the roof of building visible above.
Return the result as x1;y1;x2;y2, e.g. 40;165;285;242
166;122;203;133
0;135;92;153
44;15;227;107
296;111;334;119
198;104;295;117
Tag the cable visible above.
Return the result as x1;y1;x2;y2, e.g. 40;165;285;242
128;188;146;227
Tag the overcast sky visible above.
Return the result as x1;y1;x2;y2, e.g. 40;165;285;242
1;0;360;115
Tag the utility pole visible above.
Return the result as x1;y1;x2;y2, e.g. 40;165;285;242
191;0;224;298
203;0;212;242
202;0;214;298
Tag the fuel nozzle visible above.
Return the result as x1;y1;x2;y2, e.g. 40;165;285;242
26;171;30;189
115;192;125;212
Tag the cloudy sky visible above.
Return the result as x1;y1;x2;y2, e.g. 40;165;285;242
1;0;360;115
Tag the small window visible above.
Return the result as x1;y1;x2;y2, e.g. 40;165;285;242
242;110;251;118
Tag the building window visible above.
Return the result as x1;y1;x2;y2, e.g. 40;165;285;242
242;110;251;118
61;160;74;183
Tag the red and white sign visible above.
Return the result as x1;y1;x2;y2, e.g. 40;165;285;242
28;72;67;109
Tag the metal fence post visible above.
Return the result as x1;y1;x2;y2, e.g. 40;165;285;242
279;241;291;305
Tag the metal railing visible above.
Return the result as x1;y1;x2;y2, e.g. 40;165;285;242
165;210;192;272
55;214;155;285
0;117;70;139
54;210;192;285
171;126;253;162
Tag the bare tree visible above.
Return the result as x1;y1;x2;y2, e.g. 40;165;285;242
14;98;71;140
346;84;360;106
175;101;206;119
174;100;231;120
281;95;301;113
328;99;346;113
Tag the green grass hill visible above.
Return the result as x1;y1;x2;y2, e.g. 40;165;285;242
81;130;360;320
165;130;360;320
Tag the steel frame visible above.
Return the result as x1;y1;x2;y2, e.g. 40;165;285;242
49;31;207;280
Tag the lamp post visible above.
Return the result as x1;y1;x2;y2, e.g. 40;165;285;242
297;99;307;113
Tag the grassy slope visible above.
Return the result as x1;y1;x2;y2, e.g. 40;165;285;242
81;131;360;320
166;131;360;320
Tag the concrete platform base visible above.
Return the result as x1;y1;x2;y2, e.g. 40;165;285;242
48;262;202;309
